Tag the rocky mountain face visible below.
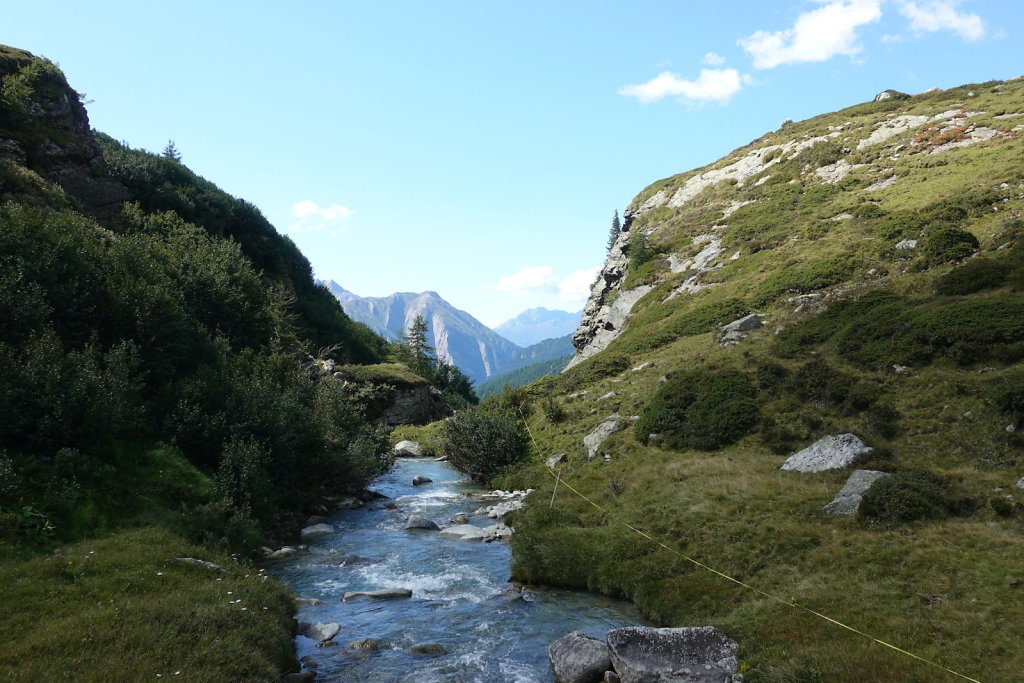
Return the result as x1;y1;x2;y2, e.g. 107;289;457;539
323;282;574;384
493;307;581;347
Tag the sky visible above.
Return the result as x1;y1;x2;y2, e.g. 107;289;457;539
5;1;1022;326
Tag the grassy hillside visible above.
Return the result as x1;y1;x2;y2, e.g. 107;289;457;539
500;79;1024;682
476;353;573;397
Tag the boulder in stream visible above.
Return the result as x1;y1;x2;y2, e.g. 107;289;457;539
412;475;433;486
410;642;446;655
394;440;423;457
342;588;413;602
606;626;739;683
549;631;613;683
303;621;340;642
347;638;379;650
404;516;440;531
301;523;335;540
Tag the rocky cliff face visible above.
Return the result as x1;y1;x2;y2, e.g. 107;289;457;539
567;80;1024;367
0;46;128;220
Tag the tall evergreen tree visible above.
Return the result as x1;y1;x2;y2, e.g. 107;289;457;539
405;314;434;374
607;210;622;251
162;140;182;162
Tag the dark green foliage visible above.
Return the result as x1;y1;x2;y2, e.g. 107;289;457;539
754;256;858;306
557;352;631;392
628;231;653;269
475;353;572;398
755;361;790;395
541;396;567;423
935;257;1011;295
440;405;530;482
96;134;386;364
759;398;822;455
389;315;478;407
918;227;979;267
608;210;621;251
613;297;749;354
875;211;927;240
636;370;759;451
776;290;1024;369
797;140;844;168
859;471;974;525
995;387;1024;422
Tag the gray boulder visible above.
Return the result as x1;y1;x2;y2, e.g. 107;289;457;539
304;621;340;642
294;597;324;607
305;515;329;526
269;546;298;559
438;524;490;541
342;588;413;601
722;313;763;333
412;475;433;486
1017;476;1024;490
300;523;335;540
780;434;873;473
410;642;446;655
584;420;627;461
394;440;423;457
449;512;470;524
549;631;612;683
547;453;569;468
822;470;891;516
404;516;439;531
606;626;739;683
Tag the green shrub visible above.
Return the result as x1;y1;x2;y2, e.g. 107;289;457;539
541;396;567;423
995;387;1024;422
755;256;858;306
440;406;530;482
918;227;979;267
636;370;759;451
859;471;974;525
557;353;631;392
613;297;749;355
760;398;822;454
935;258;1011;295
755;361;791;395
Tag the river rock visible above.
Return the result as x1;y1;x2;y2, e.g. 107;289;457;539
294;597;324;607
438;524;490;541
342;588;413;601
305;515;329;526
347;638;379;650
269;546;298;559
304;621;340;642
780;434;873;473
412;475;433;486
606;626;739;683
410;642;446;655
169;557;222;571
404;516;440;531
584;420;627;461
822;470;891;516
301;523;335;540
394;440;423;457
549;631;612;683
449;512;470;524
337;554;369;567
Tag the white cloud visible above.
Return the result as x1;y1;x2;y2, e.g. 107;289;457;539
739;0;883;69
494;266;559;297
619;68;743;104
702;52;726;66
493;265;600;304
558;266;601;303
288;200;354;232
899;1;984;41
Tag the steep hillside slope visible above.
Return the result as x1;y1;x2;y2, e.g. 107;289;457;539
506;79;1024;682
494;307;581;347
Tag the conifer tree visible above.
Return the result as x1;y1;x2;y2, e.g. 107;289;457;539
607;210;622;251
162;140;181;162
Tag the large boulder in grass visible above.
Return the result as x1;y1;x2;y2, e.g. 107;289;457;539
780;433;873;473
549;631;613;683
822;469;891;516
606;626;740;683
583;420;627;461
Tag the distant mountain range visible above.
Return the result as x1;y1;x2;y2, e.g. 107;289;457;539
322;281;574;385
492;307;581;347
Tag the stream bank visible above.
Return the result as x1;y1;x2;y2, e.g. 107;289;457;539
267;457;645;681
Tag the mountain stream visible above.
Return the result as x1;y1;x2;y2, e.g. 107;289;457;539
268;457;645;681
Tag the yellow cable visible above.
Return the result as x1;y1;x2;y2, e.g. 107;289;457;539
516;407;980;682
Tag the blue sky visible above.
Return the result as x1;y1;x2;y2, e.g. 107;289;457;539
5;1;1021;326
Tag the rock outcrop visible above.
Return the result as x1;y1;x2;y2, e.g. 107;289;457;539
583;420;627;461
549;631;613;683
822;469;891;516
606;627;740;683
780;434;873;473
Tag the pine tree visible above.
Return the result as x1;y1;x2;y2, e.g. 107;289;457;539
162;140;182;162
405;314;435;375
607;210;622;251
